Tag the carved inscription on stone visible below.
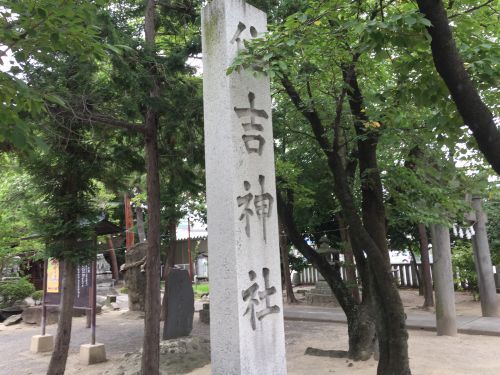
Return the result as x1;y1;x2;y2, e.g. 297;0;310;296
230;21;258;51
236;176;274;241
242;268;280;330
234;92;268;155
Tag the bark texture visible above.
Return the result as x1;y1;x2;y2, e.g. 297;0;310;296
416;0;500;174
279;221;298;304
278;194;375;360
141;0;161;373
417;223;434;308
46;260;76;375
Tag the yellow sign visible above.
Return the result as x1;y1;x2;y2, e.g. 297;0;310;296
46;258;60;293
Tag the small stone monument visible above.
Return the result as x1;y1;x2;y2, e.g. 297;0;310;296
163;268;195;339
96;254;114;296
202;1;287;373
306;236;339;306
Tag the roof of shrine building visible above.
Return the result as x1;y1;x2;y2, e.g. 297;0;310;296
176;218;208;241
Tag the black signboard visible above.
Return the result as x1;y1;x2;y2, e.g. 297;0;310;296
44;259;93;309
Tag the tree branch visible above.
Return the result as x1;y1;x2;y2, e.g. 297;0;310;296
448;0;494;18
280;76;331;156
53;108;145;134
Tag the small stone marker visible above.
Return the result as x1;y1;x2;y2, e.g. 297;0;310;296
202;0;287;373
163;268;194;339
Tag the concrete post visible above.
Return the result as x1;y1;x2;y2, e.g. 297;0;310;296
430;224;457;336
201;1;287;374
471;197;498;317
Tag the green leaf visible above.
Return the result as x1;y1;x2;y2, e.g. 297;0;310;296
45;94;66;107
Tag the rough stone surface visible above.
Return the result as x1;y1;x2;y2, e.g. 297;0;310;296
80;343;107;365
30;334;54;353
3;313;22;326
201;1;287;373
163;269;194;339
123;242;147;311
105;336;210;375
22;306;58;325
96;254;115;296
305;279;340;306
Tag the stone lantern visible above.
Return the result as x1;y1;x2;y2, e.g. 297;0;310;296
305;235;339;306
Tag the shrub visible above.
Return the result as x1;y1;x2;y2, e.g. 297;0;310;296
0;277;36;308
31;290;44;305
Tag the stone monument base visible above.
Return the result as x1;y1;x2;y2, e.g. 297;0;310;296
30;334;54;353
305;280;339;307
79;343;106;365
199;303;210;324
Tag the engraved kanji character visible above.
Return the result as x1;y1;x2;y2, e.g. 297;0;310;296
230;22;258;50
256;268;280;321
242;134;265;155
234;92;268;155
242;270;259;330
254;175;274;242
237;181;253;237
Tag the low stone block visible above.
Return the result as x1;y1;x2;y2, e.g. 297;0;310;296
30;334;54;353
22;306;59;325
79;343;106;365
106;295;117;303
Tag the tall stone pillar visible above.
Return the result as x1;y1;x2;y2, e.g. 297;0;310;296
471;196;498;317
430;224;457;336
201;1;287;374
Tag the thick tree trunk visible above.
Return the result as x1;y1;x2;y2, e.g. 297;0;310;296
342;62;410;373
47;260;76;375
135;205;147;243
141;0;161;373
279;221;298;304
277;193;375;360
329;149;410;374
417;223;434;308
416;0;500;174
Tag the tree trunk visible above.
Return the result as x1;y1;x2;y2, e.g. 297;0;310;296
343;61;389;261
161;221;177;329
136;205;147;243
417;223;434;308
337;214;360;303
279;221;298;304
328;148;410;374
416;0;500;174
342;62;409;373
277;193;375;360
141;0;161;373
47;260;76;375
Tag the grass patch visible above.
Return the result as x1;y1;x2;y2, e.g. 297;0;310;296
193;283;209;298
